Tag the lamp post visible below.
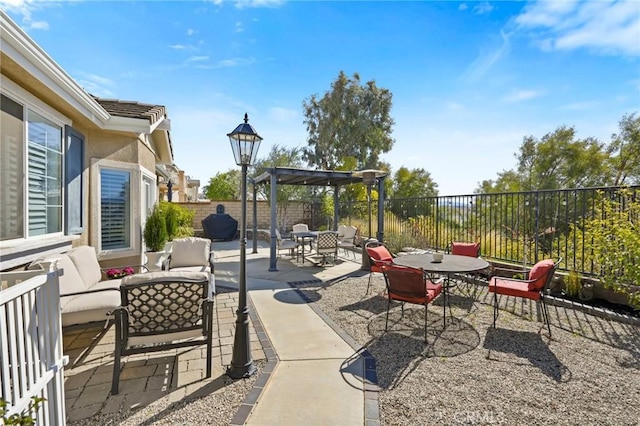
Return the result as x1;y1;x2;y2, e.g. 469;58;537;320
227;113;262;379
166;179;173;202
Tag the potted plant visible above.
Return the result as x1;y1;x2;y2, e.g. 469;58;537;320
143;205;168;271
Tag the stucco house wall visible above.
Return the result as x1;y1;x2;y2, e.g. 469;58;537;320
0;11;174;270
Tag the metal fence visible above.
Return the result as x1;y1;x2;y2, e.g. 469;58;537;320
338;185;640;276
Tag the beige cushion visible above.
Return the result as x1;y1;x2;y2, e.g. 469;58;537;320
29;254;86;303
61;295;120;327
122;271;209;285
169;238;211;268
169;265;210;273
67;246;102;287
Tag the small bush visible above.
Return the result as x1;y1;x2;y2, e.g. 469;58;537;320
143;205;168;252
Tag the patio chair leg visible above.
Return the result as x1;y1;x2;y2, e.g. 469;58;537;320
424;304;428;343
385;299;390;331
541;297;551;336
367;273;373;295
492;291;498;328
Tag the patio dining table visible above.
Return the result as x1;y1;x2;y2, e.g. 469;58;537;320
291;231;318;263
394;252;490;324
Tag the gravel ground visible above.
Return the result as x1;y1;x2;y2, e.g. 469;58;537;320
67;360;264;426
295;274;640;426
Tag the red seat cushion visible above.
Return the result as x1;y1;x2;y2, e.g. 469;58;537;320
451;242;480;257
528;259;555;291
367;245;394;272
488;277;540;300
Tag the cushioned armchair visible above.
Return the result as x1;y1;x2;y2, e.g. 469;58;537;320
381;264;444;343
488;258;562;335
365;241;395;294
164;237;215;292
111;271;214;395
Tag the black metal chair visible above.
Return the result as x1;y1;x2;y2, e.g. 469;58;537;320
111;271;214;395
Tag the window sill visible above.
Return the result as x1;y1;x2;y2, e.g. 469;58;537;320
0;235;80;271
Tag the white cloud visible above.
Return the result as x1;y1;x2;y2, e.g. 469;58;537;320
473;1;494;15
503;89;544;103
74;72;116;98
462;30;511;82
233;0;284;9
458;3;468;11
235;21;244;32
267;106;297;123
0;0;52;30
560;101;599;111
516;0;640;56
188;55;210;62
186;28;195;36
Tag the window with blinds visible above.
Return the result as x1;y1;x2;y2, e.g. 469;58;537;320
100;169;131;250
0;94;25;241
27;111;62;237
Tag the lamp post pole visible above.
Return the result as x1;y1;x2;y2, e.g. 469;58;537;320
227;113;261;379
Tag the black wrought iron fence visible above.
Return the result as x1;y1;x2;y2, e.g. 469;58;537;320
338;185;640;277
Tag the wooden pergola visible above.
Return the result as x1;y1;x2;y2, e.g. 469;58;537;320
250;167;387;271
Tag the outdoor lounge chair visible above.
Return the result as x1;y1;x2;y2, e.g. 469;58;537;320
164;237;216;292
111;271;214;394
275;229;299;258
488;257;562;335
338;225;358;258
381;264;444;343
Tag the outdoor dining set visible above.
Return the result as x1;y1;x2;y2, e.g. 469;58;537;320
277;223;359;266
364;240;561;342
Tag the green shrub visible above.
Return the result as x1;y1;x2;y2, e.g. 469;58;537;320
159;202;195;240
1;396;45;425
564;271;582;298
143;205;168;252
583;190;640;310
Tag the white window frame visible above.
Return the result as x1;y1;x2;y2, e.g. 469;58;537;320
0;78;71;247
91;158;155;260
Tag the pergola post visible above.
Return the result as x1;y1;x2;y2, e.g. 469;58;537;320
333;185;340;230
269;172;278;271
252;178;258;254
377;176;385;242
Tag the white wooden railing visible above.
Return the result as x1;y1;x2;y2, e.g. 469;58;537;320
1;267;67;425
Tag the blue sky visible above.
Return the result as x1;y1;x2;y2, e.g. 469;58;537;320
3;0;639;195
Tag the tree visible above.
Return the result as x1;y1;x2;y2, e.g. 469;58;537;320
608;112;640;185
389;167;438;198
478;125;610;192
302;71;395;170
251;144;307;231
202;170;241;200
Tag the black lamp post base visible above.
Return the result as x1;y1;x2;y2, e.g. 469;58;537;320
227;362;257;379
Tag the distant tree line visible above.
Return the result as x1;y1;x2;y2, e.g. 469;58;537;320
202;71;639;205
